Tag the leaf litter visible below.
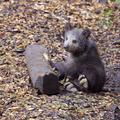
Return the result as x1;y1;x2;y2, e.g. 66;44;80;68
0;0;120;120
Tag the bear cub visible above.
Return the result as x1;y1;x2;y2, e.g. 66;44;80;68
51;23;106;93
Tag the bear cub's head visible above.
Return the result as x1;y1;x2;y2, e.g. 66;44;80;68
64;23;91;55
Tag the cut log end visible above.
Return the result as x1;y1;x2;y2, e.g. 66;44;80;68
25;44;59;95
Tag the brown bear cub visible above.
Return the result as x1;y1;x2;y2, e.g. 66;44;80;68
50;23;106;93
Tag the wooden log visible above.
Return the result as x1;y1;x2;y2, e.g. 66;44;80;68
25;44;59;95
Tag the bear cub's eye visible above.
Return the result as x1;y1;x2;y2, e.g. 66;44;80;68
72;40;77;44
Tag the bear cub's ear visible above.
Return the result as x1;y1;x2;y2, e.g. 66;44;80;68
64;22;73;32
82;28;91;38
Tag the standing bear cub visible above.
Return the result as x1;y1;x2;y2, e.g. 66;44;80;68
50;23;106;93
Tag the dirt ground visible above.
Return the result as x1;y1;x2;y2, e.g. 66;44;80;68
0;0;120;120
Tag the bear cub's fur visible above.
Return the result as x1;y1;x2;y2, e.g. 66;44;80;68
51;23;106;93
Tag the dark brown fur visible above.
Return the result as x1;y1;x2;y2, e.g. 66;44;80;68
51;23;106;93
